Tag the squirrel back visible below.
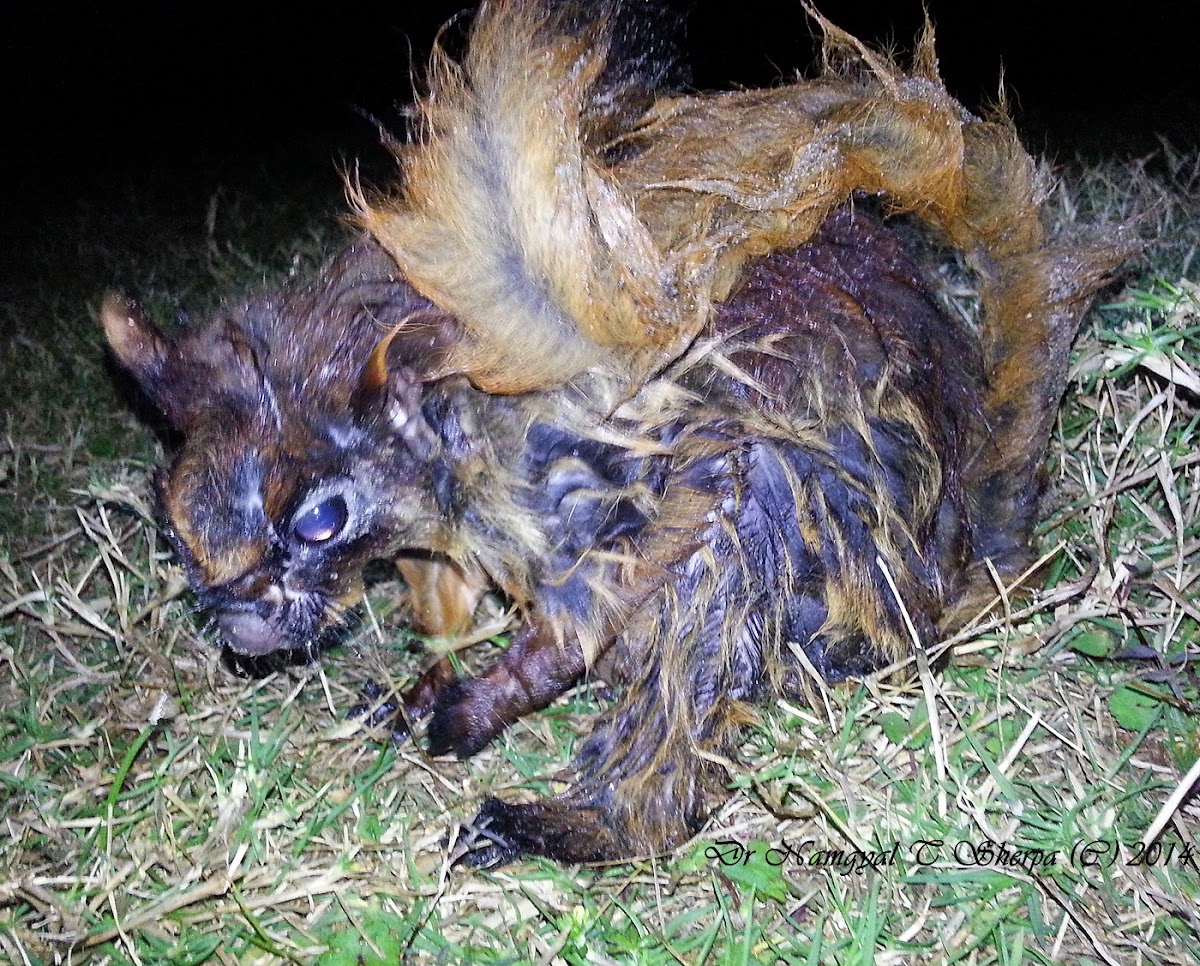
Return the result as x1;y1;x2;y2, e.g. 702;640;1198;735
353;1;1130;593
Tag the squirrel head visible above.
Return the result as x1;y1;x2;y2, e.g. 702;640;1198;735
101;240;462;657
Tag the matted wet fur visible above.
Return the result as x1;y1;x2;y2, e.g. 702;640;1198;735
101;0;1133;864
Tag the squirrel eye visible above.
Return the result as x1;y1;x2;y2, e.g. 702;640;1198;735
294;495;347;543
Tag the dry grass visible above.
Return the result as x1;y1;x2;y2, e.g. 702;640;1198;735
1;151;1198;964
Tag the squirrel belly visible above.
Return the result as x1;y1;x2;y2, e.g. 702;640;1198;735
101;0;1133;864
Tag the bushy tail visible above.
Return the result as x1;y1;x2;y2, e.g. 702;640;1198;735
354;1;1132;433
961;237;1133;598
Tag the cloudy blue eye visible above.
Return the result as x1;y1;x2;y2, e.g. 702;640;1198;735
294;496;348;543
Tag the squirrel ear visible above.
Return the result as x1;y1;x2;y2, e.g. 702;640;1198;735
355;324;412;425
352;311;460;440
100;292;170;389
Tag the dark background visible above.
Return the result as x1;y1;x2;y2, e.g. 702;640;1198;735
3;0;1197;266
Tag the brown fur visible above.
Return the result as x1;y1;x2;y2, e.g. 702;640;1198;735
102;0;1132;864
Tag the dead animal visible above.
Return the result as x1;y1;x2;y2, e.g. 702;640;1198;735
101;0;1132;864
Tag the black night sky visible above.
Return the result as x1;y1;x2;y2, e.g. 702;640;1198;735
3;0;1197;276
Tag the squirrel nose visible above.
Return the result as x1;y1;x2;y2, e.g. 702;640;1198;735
218;611;283;656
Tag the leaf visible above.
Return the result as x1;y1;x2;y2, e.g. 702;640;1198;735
1108;683;1164;732
1068;628;1116;658
714;840;791;902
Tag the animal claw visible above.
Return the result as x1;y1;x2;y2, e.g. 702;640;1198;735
346;680;411;742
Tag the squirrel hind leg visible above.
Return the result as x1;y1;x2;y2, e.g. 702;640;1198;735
454;796;632;868
453;744;716;865
451;615;748;864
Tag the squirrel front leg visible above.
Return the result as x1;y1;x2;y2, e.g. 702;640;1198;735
391;555;490;722
424;621;590;758
396;555;489;641
392;555;591;754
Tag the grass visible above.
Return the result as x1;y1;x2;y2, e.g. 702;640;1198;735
2;147;1199;964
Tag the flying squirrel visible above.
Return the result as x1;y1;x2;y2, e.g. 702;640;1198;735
102;0;1132;864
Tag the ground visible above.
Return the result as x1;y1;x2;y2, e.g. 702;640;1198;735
1;144;1198;964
